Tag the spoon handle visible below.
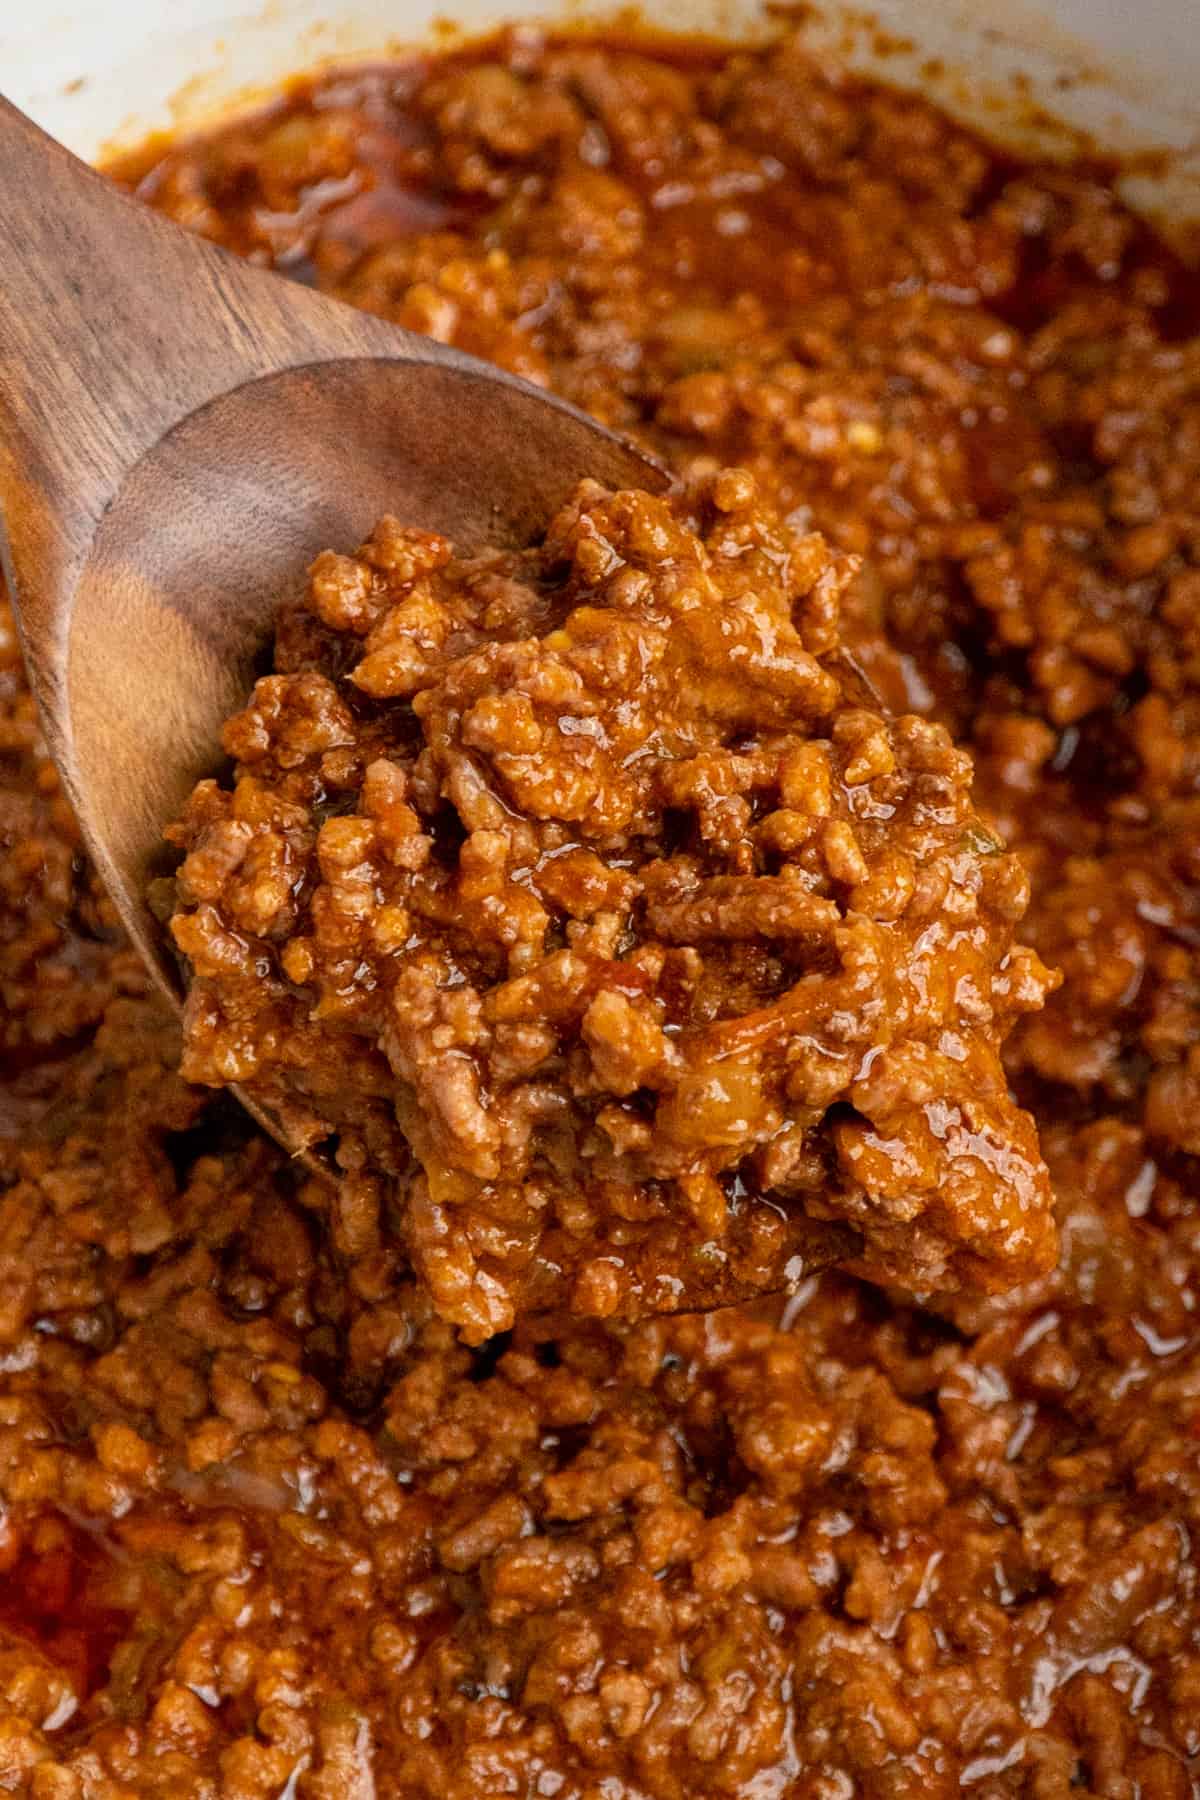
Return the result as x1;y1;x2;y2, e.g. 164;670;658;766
0;97;232;523
0;96;417;631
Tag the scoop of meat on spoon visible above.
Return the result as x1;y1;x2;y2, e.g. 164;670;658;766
0;95;1057;1334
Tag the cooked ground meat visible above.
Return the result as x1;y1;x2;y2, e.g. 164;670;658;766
166;473;1056;1339
1;25;1199;1800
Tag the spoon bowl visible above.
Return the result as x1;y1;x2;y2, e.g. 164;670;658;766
56;355;661;1004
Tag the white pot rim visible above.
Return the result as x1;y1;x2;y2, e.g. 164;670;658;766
1;0;1197;249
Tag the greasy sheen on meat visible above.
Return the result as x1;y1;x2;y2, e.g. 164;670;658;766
166;472;1057;1339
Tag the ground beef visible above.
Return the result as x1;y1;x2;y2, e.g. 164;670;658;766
1;25;1199;1800
167;473;1056;1340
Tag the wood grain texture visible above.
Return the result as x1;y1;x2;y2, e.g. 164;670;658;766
0;93;663;1163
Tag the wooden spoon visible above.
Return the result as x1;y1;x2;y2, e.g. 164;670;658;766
0;96;853;1308
0;93;660;1134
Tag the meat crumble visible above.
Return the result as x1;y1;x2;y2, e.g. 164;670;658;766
1;25;1199;1800
166;472;1057;1338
